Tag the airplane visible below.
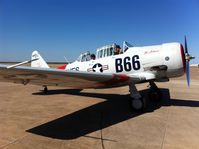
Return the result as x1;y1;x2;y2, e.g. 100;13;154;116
0;37;195;111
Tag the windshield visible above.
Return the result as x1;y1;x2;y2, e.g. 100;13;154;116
123;41;133;52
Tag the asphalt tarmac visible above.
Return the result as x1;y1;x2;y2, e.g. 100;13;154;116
0;67;199;149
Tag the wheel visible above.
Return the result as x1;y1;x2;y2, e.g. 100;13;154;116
148;89;162;102
130;97;145;112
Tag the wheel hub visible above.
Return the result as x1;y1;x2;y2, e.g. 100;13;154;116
132;99;142;110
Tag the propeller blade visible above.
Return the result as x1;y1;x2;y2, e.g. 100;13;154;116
184;36;188;54
186;60;190;87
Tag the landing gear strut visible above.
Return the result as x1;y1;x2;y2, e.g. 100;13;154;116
148;81;162;102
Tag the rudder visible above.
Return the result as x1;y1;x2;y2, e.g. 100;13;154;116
31;51;49;68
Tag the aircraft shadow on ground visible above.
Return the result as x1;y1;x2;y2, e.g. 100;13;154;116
28;88;199;140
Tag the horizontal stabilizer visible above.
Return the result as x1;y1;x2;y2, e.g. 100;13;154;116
6;58;38;69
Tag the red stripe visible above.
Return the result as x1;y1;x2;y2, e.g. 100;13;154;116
57;64;67;70
180;44;185;72
103;74;129;85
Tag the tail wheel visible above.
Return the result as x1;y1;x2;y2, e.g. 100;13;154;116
44;86;48;94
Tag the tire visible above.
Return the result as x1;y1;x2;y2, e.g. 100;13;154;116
130;97;144;112
44;87;48;94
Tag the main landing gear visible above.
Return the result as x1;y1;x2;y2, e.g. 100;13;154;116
148;81;162;102
129;81;162;111
129;84;146;111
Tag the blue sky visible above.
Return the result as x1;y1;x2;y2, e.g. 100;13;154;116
0;0;199;63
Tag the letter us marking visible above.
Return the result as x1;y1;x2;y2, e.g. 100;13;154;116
115;55;141;73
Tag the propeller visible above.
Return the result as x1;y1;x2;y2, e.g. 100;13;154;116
184;36;195;87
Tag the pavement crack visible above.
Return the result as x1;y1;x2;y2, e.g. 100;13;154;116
161;108;170;149
0;134;29;149
100;112;105;149
84;135;116;142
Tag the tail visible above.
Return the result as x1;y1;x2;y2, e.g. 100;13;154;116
31;51;49;68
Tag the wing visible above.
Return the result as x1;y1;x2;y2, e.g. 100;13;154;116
0;63;165;89
0;64;130;89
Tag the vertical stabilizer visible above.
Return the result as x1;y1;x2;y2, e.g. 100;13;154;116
31;51;49;68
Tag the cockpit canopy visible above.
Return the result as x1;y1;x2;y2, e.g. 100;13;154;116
96;44;116;59
76;51;91;62
96;41;133;59
76;41;133;62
